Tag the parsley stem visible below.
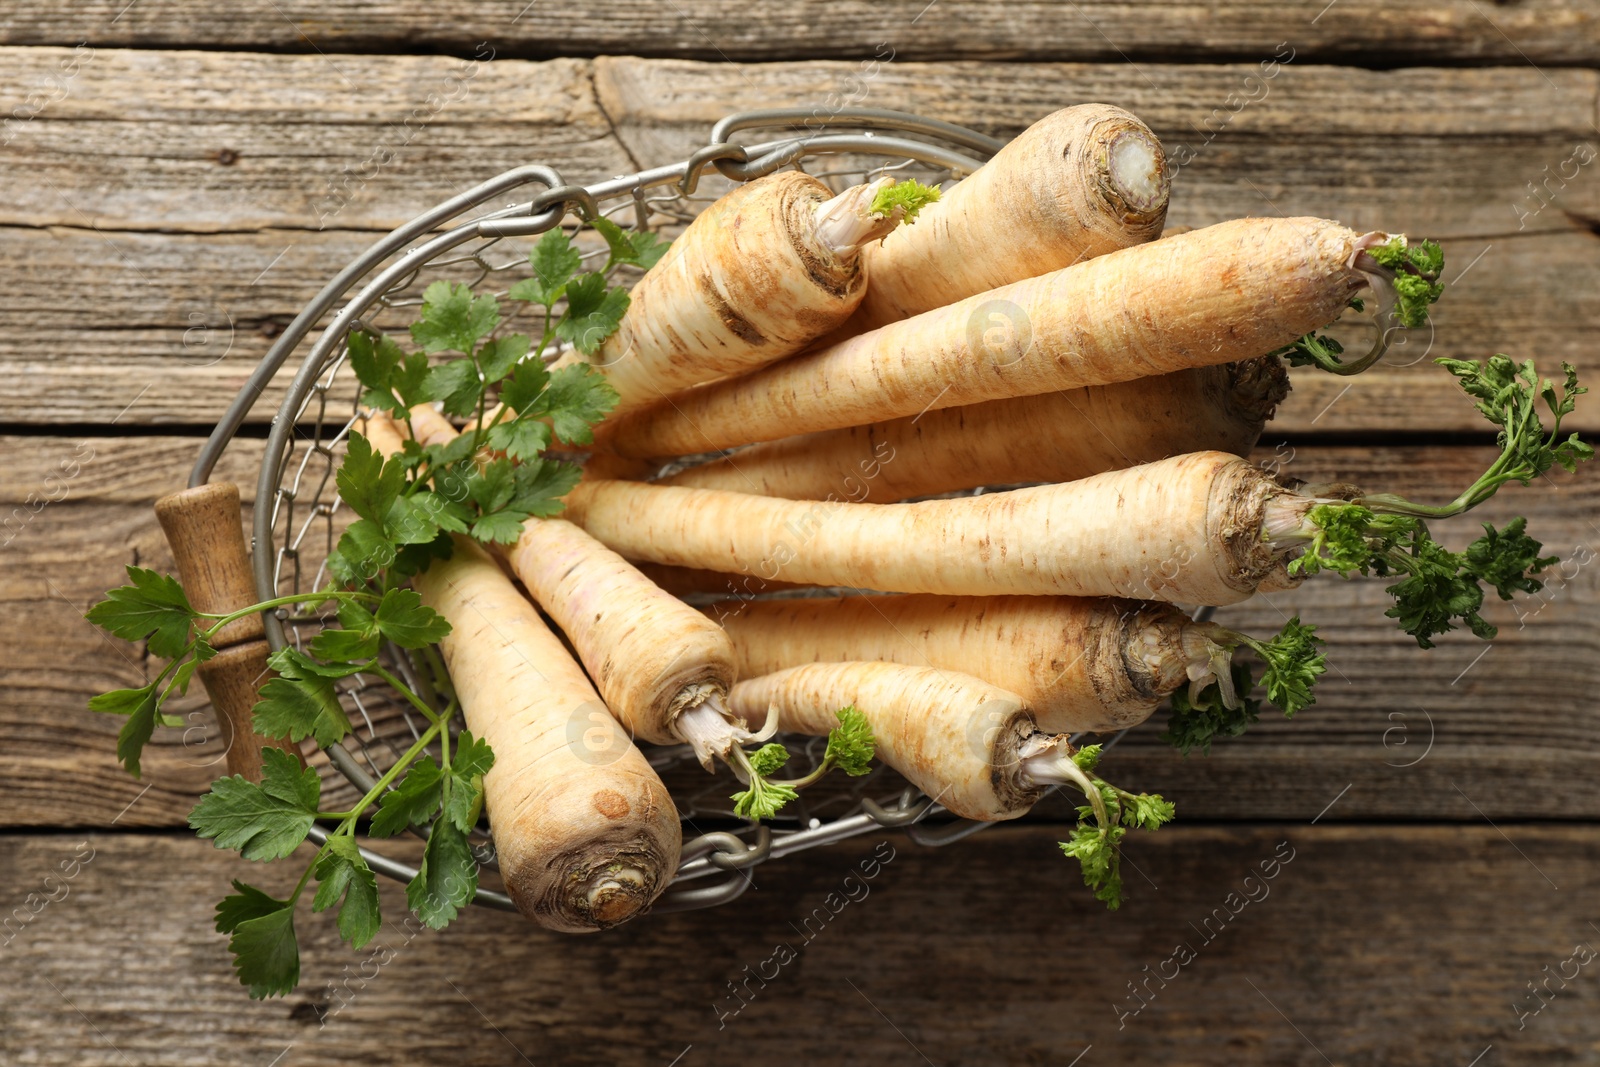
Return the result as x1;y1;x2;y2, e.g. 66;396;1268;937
335;716;448;834
198;591;382;638
771;758;833;790
287;854;319;907
369;664;444;728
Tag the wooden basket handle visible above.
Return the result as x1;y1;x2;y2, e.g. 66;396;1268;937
154;483;300;781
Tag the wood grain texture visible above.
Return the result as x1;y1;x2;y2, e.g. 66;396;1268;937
0;48;628;232
3;53;1598;429
3;436;1592;827
1;827;1597;1065
2;2;1597;64
595;57;1600;236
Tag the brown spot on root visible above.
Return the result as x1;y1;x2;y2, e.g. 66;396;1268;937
592;790;631;820
695;271;766;346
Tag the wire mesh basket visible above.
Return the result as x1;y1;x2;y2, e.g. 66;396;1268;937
186;107;1138;914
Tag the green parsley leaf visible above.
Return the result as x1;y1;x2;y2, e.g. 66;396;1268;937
88;682;162;777
1070;743;1103;773
410;280;499;356
336;434;405;529
623;228;671;271
1161;661;1261;756
215;880;300;999
509;228;583;307
498;361;552;417
1249;617;1326;717
391;350;434;409
328;518;398;586
348;330;409;416
311;835;381;950
254;653;352;747
419;360;482;418
465;458;517;514
309;627;380;663
1462;518;1558;601
439;732;495;833
555;273;629;357
824;706;875;776
535;364;620;446
468;509;530;545
189;747;319;861
407;818;478;929
746;743;791;777
368;756;444;838
730;777;800;821
868;178;941;223
85;565;196;660
1059;822;1128;909
1382;531;1493;648
389;529;455;580
592;216;672;272
169;638;217;697
507;458;583;518
487;417;553;462
477;333;531;385
1367;236;1445;329
1124;793;1176;832
373;587;452;649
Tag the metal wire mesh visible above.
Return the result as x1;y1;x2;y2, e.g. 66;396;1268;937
192;109;1140;914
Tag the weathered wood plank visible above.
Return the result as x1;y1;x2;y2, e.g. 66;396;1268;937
7;49;1599;237
4;53;1597;429
2;2;1597;65
2;223;1596;432
2;437;1592;827
1;827;1596;1065
596;57;1600;238
0;48;629;232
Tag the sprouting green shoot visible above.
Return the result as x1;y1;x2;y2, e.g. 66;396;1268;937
869;178;941;224
1274;331;1348;372
1232;617;1327;717
1367;236;1445;329
1284;356;1589;647
1057;745;1175;909
1272;240;1445;375
730;706;876;820
730;743;800;820
1160;617;1326;756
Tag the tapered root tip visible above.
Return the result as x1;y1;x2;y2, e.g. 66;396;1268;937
1105;128;1169;216
579;865;652;926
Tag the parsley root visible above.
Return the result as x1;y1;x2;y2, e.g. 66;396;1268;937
712;594;1324;736
726;662;1172;906
598;217;1431;459
414;538;681;932
571;170;935;415
841;103;1169;334
661;357;1287;503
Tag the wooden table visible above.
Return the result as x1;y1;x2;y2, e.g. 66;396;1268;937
3;4;1598;1063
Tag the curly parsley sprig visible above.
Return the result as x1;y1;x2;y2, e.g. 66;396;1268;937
729;706;876;820
1055;744;1174;909
1160;617;1327;757
1279;356;1590;647
1273;236;1446;376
